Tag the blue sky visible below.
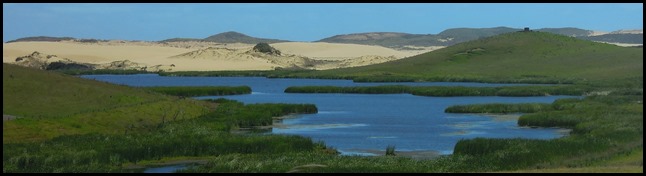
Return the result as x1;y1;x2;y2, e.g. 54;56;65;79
3;3;643;42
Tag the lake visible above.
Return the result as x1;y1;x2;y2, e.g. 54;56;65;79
81;74;577;156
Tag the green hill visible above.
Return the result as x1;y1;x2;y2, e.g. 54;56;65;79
436;27;519;44
2;64;210;143
293;31;643;86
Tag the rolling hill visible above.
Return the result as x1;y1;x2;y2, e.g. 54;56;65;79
159;31;289;44
9;27;642;48
292;31;643;85
2;63;210;142
317;27;643;48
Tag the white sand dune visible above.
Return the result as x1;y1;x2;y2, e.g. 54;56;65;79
3;41;438;71
3;41;273;71
272;42;418;60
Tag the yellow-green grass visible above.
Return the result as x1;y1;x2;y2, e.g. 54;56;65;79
3;63;211;143
3;99;209;143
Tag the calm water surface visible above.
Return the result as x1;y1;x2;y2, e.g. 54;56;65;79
82;74;577;155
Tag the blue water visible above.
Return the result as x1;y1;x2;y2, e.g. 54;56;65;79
143;164;190;173
81;74;577;155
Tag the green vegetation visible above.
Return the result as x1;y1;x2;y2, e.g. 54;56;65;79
201;98;317;128
4;30;642;173
158;70;308;77
143;86;252;97
57;69;152;75
252;43;281;55
3;63;211;143
3;99;320;172
385;145;396;156
288;32;643;86
451;93;642;171
4;85;320;173
161;31;642;87
4;64;172;119
535;27;592;37
445;103;553;113
284;85;591;97
316;27;640;48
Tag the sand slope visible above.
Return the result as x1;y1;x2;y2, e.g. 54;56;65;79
271;42;411;60
3;41;438;71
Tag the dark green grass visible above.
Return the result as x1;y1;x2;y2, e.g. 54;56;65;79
453;95;643;170
143;86;251;97
201;98;317;128
445;103;553;113
284;85;592;97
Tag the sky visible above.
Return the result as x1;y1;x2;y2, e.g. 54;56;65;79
3;3;643;42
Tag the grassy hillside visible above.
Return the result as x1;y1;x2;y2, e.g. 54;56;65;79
536;27;592;37
291;31;643;86
3;64;211;142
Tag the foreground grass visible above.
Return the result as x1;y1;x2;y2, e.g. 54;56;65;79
3;99;320;173
284;85;592;97
450;93;642;171
501;166;642;173
3;92;642;173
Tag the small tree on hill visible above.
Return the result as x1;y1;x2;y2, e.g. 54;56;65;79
253;43;281;55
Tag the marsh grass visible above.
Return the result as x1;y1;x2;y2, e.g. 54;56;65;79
284;85;591;97
144;86;251;96
445;103;553;113
3;99;320;173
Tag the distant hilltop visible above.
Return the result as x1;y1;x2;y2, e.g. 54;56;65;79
160;31;289;44
5;36;110;43
318;27;643;48
7;27;643;48
609;29;643;34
